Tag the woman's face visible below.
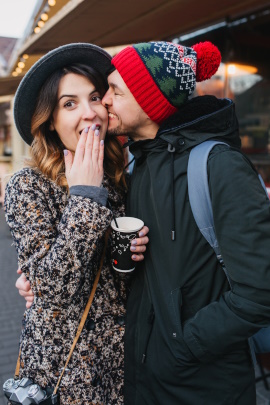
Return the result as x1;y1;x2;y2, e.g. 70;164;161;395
51;73;108;152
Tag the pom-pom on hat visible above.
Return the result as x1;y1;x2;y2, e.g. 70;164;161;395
111;41;221;124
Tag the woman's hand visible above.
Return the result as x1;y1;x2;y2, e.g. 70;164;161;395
64;124;104;188
130;226;149;261
16;269;34;309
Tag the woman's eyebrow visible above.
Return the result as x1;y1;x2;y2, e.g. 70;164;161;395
58;94;77;101
58;89;98;102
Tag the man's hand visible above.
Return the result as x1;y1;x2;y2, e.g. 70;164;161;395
16;269;34;309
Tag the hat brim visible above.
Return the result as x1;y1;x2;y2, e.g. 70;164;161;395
14;43;112;145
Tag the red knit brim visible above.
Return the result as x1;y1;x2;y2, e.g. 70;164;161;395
112;47;177;124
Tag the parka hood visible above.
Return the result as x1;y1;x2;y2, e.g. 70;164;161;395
128;96;241;158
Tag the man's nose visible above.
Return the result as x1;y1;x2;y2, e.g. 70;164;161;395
102;90;111;107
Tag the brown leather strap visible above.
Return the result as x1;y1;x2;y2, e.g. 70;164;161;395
53;230;109;395
14;230;109;393
14;348;21;379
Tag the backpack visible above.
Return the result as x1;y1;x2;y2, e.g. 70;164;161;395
187;140;270;353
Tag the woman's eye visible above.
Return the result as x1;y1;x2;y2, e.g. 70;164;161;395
64;101;75;108
91;95;101;102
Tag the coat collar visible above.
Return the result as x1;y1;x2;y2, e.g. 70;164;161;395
128;96;240;158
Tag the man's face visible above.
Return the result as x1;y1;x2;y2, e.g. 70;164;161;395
102;70;159;141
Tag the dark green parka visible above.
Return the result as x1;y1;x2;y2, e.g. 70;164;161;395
125;96;270;405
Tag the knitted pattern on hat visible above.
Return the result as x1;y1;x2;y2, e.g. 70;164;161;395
112;41;221;124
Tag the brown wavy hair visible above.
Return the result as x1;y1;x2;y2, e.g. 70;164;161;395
28;64;126;189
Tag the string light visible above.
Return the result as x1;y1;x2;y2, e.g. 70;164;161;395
41;13;49;21
16;67;22;73
33;3;52;35
18;61;25;69
22;54;29;59
12;72;18;77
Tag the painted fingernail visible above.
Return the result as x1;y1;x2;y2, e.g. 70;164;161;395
91;124;96;130
100;140;104;146
95;129;100;136
132;255;137;260
139;231;144;237
131;246;136;251
131;240;137;246
63;149;68;156
84;127;89;133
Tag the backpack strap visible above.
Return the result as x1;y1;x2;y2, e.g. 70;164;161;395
188;140;269;257
187;140;228;265
187;139;270;354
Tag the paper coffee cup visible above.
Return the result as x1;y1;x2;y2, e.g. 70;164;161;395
111;217;144;272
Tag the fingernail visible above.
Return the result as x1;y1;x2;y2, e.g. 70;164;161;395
132;255;137;260
95;129;100;136
131;246;136;251
131;240;137;246
139;231;144;237
84;127;89;133
91;124;96;130
63;149;68;156
100;140;104;146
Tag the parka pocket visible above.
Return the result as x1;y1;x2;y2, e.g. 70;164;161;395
169;288;197;364
170;287;182;334
140;304;155;364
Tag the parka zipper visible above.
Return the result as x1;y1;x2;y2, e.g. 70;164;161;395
167;143;176;241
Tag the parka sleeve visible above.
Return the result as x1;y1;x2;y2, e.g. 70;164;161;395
4;171;114;306
183;146;270;361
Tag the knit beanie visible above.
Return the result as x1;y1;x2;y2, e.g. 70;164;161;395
111;41;221;124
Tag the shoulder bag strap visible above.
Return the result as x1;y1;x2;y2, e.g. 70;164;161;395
53;229;109;395
14;230;110;393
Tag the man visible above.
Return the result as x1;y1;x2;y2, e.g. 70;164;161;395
18;41;270;404
101;41;270;404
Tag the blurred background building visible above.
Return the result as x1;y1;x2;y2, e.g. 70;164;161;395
0;0;270;202
1;3;270;403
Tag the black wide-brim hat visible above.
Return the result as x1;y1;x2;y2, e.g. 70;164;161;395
14;43;112;145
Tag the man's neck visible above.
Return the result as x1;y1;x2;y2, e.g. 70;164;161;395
131;121;160;141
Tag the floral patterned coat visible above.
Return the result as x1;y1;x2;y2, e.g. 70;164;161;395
4;167;128;405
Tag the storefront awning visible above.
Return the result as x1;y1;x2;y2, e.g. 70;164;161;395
19;0;270;56
0;76;22;97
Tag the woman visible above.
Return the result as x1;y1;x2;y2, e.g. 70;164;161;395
4;43;148;404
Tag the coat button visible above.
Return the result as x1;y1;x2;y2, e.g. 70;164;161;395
85;318;95;331
116;315;125;326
